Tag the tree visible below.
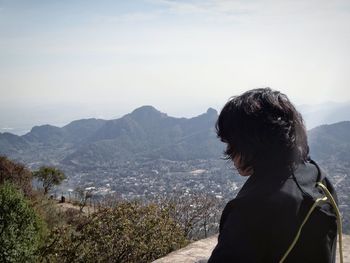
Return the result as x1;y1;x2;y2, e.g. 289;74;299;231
153;191;223;240
0;155;32;196
0;182;46;262
75;187;93;212
33;166;66;195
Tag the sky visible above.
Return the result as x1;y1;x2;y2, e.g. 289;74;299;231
1;0;350;134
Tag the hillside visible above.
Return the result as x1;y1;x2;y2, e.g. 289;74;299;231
308;121;350;162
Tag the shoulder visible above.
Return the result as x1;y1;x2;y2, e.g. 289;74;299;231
220;195;278;232
219;175;309;236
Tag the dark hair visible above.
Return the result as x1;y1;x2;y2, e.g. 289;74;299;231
216;88;309;173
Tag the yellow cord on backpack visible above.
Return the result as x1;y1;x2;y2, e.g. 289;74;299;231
279;196;327;263
317;182;343;263
279;182;343;263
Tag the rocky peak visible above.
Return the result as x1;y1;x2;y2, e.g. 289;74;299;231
130;105;167;120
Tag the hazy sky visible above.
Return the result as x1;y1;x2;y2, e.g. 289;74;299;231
1;0;350;133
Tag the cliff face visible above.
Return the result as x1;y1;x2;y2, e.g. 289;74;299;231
153;234;350;263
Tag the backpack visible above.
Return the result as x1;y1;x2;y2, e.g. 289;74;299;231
279;181;343;263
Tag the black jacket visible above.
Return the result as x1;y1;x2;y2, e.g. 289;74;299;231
208;160;338;263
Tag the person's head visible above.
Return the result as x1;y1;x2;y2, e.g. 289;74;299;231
216;88;309;176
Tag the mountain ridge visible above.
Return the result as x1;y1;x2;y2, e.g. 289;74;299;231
0;105;222;166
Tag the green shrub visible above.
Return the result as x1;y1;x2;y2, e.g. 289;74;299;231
0;182;46;262
42;201;188;262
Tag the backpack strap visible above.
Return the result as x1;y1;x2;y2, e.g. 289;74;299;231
279;182;343;263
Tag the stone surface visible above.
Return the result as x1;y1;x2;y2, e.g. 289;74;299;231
152;235;218;263
153;234;350;263
340;234;350;263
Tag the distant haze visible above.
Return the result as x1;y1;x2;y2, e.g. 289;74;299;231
1;1;350;133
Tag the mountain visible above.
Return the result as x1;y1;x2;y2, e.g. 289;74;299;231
0;106;221;167
308;121;350;162
0;132;30;155
23;125;66;145
62;118;107;144
63;106;221;166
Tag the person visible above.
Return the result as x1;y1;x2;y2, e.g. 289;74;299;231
208;88;341;263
